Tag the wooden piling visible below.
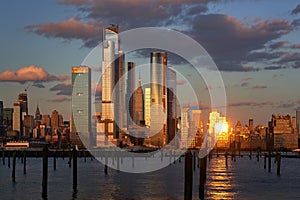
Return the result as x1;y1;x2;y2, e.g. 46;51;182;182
104;152;108;175
23;151;26;174
68;149;72;168
42;146;48;199
73;146;77;190
276;153;281;176
2;149;5;165
268;151;271;173
12;151;16;182
184;150;193;200
193;151;196;171
8;151;10;168
264;153;266;169
199;156;207;200
53;151;57;171
256;151;259;162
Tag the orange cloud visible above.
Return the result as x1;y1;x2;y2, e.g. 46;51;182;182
0;65;69;83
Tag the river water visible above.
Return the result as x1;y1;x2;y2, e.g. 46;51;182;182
0;154;299;199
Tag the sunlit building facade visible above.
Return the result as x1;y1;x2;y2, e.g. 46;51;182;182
150;52;167;147
72;66;91;146
144;88;151;126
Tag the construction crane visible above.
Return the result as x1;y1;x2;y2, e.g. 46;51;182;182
24;83;32;92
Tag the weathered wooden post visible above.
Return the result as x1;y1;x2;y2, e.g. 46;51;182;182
84;151;86;162
42;146;48;199
193;151;196;171
256;150;259;162
104;152;108;175
68;149;72;168
73;146;78;190
23;150;26;174
264;153;266;169
184;150;193;200
53;150;57;171
268;151;271;173
2;149;5;165
8;151;10;168
62;149;64;160
276;153;281;176
199;155;207;200
12;151;16;182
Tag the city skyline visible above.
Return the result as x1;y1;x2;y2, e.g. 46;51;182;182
0;1;300;127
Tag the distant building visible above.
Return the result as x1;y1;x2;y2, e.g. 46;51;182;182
269;114;298;149
23;115;34;137
180;107;190;149
144;88;151;127
133;74;144;125
13;103;22;137
35;105;42;121
167;68;177;144
150;52;167;147
72;66;91;147
296;110;300;134
3;108;13;126
18;93;28;118
51;110;59;131
126;62;135;127
41;114;51;127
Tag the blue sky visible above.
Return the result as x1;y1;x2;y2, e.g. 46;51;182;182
0;0;300;127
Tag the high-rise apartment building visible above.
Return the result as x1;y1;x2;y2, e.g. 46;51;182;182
72;66;92;146
167;68;177;143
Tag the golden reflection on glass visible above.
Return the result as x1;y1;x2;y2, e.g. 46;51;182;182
206;158;237;200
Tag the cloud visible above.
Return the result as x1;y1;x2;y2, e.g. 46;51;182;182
290;43;300;49
252;85;267;89
264;66;283;70
48;96;71;103
291;3;300;15
278;102;295;108
32;82;45;88
241;82;250;87
0;65;69;83
25;1;296;71
229;101;273;107
49;82;72;96
272;74;284;78
268;40;289;50
25;18;103;48
242;77;253;81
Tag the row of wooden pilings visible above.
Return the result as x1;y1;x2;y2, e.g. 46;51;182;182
1;147;79;199
184;150;208;200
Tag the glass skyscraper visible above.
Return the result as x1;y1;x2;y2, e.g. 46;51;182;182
150;52;167;147
72;66;91;146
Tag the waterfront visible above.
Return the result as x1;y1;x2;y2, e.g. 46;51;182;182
0;154;300;199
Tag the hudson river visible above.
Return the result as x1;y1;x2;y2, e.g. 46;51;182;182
0;154;299;199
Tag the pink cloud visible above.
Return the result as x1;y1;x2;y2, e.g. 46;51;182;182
48;96;71;103
252;85;267;89
0;65;69;83
229;101;273;107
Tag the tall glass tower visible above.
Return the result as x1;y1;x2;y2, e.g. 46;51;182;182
150;52;167;147
72;66;91;146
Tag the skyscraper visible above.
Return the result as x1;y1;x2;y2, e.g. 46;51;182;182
3;108;13;127
126;61;135;127
35;105;42;121
133;73;144;125
72;66;91;146
13;103;22;136
150;52;167;147
144;88;151;127
18;93;28;118
167;68;177;143
51;110;59;131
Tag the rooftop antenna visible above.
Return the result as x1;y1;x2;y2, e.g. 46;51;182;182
24;83;32;92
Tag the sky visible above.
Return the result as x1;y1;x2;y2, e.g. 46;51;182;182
0;0;300;128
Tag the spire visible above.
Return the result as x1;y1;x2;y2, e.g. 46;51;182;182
35;104;41;120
